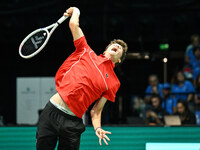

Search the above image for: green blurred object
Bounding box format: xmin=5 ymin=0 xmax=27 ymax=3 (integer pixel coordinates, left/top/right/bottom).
xmin=0 ymin=126 xmax=200 ymax=150
xmin=159 ymin=43 xmax=169 ymax=51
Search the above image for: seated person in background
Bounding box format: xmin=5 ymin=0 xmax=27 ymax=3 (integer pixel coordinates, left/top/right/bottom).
xmin=171 ymin=71 xmax=195 ymax=103
xmin=185 ymin=34 xmax=200 ymax=64
xmin=194 ymin=74 xmax=200 ymax=110
xmin=176 ymin=100 xmax=196 ymax=125
xmin=146 ymin=94 xmax=168 ymax=125
xmin=145 ymin=74 xmax=163 ymax=104
xmin=162 ymin=83 xmax=177 ymax=115
xmin=190 ymin=47 xmax=200 ymax=81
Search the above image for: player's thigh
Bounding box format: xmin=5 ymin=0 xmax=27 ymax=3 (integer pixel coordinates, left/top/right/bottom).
xmin=58 ymin=117 xmax=85 ymax=150
xmin=36 ymin=135 xmax=57 ymax=150
xmin=36 ymin=120 xmax=58 ymax=150
xmin=57 ymin=133 xmax=81 ymax=150
xmin=36 ymin=103 xmax=58 ymax=150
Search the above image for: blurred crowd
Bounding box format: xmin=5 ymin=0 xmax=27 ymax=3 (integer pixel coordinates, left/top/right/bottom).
xmin=131 ymin=34 xmax=200 ymax=126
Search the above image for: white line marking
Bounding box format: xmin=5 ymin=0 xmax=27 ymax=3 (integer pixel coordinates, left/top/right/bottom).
xmin=61 ymin=48 xmax=87 ymax=82
xmin=89 ymin=51 xmax=108 ymax=90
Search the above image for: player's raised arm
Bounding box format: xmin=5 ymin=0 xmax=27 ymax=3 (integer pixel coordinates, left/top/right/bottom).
xmin=64 ymin=7 xmax=84 ymax=41
xmin=90 ymin=97 xmax=111 ymax=146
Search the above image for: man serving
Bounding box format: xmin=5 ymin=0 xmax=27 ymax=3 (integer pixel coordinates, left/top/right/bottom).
xmin=36 ymin=7 xmax=128 ymax=150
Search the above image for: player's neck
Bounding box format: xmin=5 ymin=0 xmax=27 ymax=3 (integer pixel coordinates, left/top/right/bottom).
xmin=103 ymin=53 xmax=117 ymax=64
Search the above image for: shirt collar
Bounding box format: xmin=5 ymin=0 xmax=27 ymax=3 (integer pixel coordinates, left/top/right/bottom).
xmin=100 ymin=54 xmax=115 ymax=68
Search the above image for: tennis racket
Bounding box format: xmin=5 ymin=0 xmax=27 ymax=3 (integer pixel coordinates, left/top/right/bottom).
xmin=19 ymin=15 xmax=69 ymax=59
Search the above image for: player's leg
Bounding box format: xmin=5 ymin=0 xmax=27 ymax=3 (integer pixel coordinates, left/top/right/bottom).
xmin=36 ymin=102 xmax=59 ymax=150
xmin=36 ymin=132 xmax=57 ymax=150
xmin=57 ymin=113 xmax=85 ymax=150
xmin=58 ymin=133 xmax=81 ymax=150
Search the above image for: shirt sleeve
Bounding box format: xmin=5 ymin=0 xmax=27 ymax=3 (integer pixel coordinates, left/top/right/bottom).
xmin=145 ymin=86 xmax=151 ymax=97
xmin=193 ymin=67 xmax=200 ymax=80
xmin=186 ymin=48 xmax=192 ymax=56
xmin=73 ymin=36 xmax=89 ymax=52
xmin=102 ymin=84 xmax=120 ymax=102
xmin=173 ymin=98 xmax=177 ymax=107
xmin=162 ymin=102 xmax=165 ymax=108
xmin=187 ymin=81 xmax=195 ymax=93
xmin=171 ymin=85 xmax=176 ymax=92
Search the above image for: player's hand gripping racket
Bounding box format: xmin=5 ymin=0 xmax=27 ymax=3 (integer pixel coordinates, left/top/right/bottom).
xmin=19 ymin=16 xmax=69 ymax=59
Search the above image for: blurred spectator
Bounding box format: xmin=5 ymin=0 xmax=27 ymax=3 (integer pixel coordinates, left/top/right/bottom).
xmin=146 ymin=94 xmax=168 ymax=125
xmin=190 ymin=47 xmax=200 ymax=80
xmin=185 ymin=34 xmax=200 ymax=64
xmin=176 ymin=100 xmax=196 ymax=125
xmin=162 ymin=83 xmax=177 ymax=115
xmin=171 ymin=71 xmax=195 ymax=103
xmin=183 ymin=65 xmax=193 ymax=80
xmin=130 ymin=95 xmax=144 ymax=117
xmin=145 ymin=74 xmax=163 ymax=104
xmin=194 ymin=74 xmax=200 ymax=110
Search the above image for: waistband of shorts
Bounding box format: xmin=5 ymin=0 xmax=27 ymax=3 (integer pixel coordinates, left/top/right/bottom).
xmin=46 ymin=101 xmax=82 ymax=122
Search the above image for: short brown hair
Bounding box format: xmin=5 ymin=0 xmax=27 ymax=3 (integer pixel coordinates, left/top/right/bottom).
xmin=106 ymin=39 xmax=128 ymax=63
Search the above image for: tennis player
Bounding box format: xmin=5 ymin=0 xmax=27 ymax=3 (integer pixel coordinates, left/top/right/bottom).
xmin=36 ymin=7 xmax=128 ymax=150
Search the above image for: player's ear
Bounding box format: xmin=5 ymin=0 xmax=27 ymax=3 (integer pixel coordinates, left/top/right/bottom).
xmin=118 ymin=59 xmax=121 ymax=63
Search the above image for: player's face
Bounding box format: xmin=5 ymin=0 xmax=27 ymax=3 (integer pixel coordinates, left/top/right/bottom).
xmin=104 ymin=43 xmax=123 ymax=63
xmin=192 ymin=37 xmax=199 ymax=47
xmin=177 ymin=103 xmax=185 ymax=114
xmin=149 ymin=76 xmax=158 ymax=86
xmin=177 ymin=72 xmax=185 ymax=82
xmin=151 ymin=97 xmax=160 ymax=108
xmin=195 ymin=49 xmax=200 ymax=58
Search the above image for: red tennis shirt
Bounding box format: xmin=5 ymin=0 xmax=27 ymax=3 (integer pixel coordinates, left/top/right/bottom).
xmin=55 ymin=36 xmax=120 ymax=118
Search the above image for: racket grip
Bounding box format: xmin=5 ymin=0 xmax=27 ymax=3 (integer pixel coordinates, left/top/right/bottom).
xmin=57 ymin=16 xmax=68 ymax=24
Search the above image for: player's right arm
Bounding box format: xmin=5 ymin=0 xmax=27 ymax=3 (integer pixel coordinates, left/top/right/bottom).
xmin=64 ymin=7 xmax=84 ymax=41
xmin=91 ymin=97 xmax=111 ymax=146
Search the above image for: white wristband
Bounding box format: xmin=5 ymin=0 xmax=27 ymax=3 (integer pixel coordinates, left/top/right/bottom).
xmin=73 ymin=8 xmax=80 ymax=16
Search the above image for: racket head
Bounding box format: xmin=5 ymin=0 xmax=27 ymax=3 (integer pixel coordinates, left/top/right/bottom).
xmin=19 ymin=28 xmax=50 ymax=59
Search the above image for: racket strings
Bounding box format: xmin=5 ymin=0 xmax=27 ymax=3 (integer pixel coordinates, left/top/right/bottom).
xmin=21 ymin=31 xmax=48 ymax=56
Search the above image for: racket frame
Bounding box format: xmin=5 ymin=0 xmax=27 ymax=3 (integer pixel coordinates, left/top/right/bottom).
xmin=19 ymin=16 xmax=68 ymax=59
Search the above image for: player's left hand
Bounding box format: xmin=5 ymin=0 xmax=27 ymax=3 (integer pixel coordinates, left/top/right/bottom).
xmin=64 ymin=7 xmax=76 ymax=17
xmin=95 ymin=128 xmax=111 ymax=146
